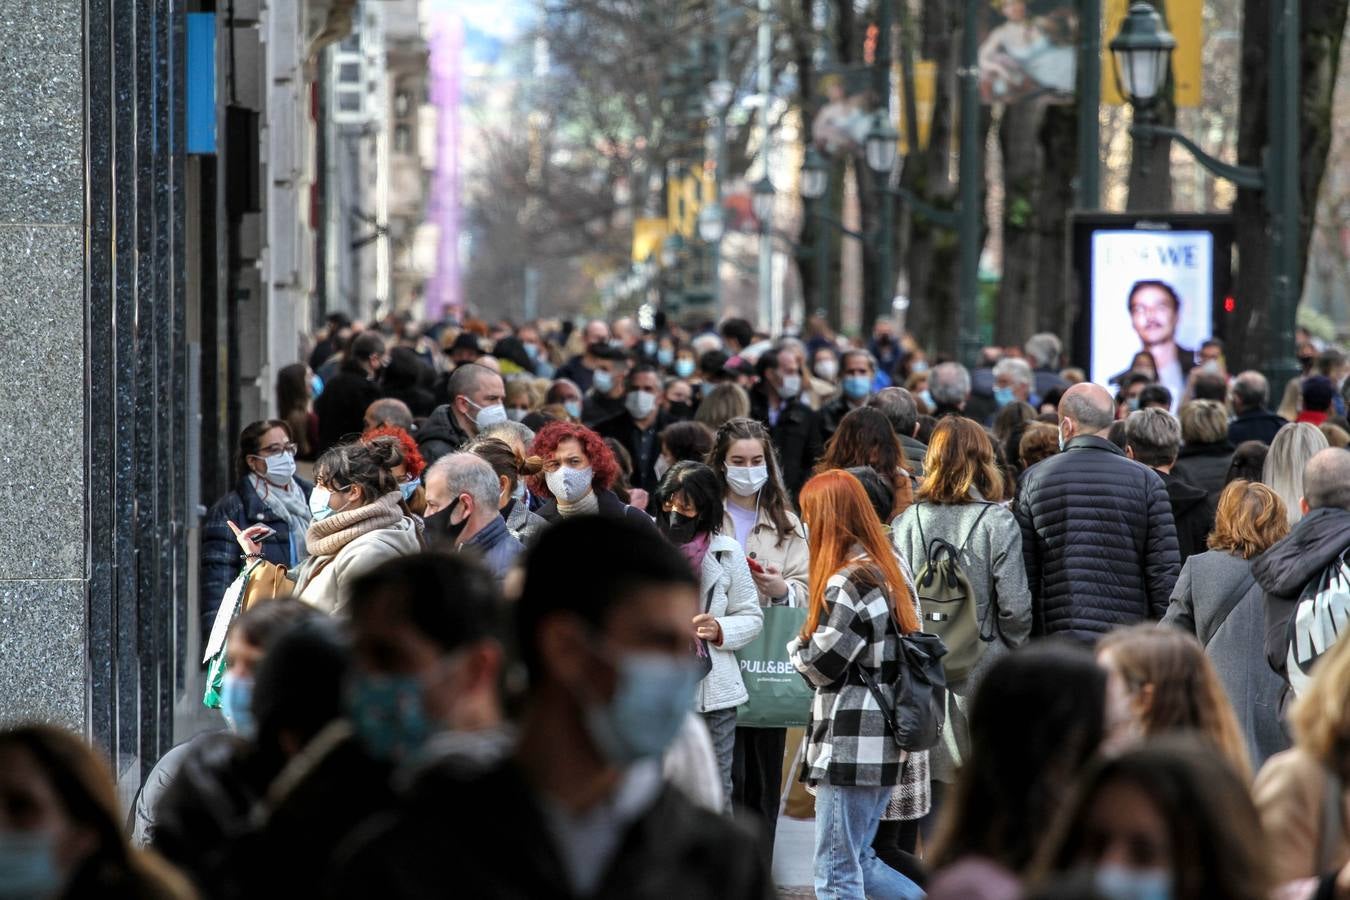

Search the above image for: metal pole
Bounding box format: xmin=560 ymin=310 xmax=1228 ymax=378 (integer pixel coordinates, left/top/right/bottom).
xmin=815 ymin=200 xmax=830 ymax=320
xmin=712 ymin=0 xmax=728 ymax=315
xmin=1077 ymin=0 xmax=1101 ymax=209
xmin=757 ymin=0 xmax=774 ymax=333
xmin=1266 ymin=0 xmax=1300 ymax=390
xmin=957 ymin=0 xmax=982 ymax=366
xmin=874 ymin=0 xmax=894 ymax=334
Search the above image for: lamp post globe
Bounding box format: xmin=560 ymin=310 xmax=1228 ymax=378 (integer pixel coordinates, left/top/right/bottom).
xmin=801 ymin=147 xmax=829 ymax=201
xmin=752 ymin=176 xmax=775 ymax=225
xmin=1109 ymin=2 xmax=1177 ymax=108
xmin=864 ymin=112 xmax=900 ymax=175
xmin=697 ymin=204 xmax=725 ymax=243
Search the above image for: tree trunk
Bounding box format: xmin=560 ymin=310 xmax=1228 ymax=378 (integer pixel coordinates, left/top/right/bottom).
xmin=1230 ymin=0 xmax=1349 ymax=370
xmin=1035 ymin=102 xmax=1078 ymax=338
xmin=994 ymin=99 xmax=1048 ymax=347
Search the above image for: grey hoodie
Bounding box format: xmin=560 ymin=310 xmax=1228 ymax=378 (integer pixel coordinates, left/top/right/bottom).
xmin=1251 ymin=506 xmax=1350 ymax=678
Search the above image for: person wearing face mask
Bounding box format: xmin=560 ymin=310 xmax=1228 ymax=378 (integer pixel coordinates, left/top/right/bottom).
xmin=656 ymin=337 xmax=678 ymax=372
xmin=315 ymin=331 xmax=387 ymax=454
xmin=232 ymin=442 xmax=421 ymax=616
xmin=581 ymin=344 xmax=632 ymax=427
xmin=544 ymin=377 xmax=586 ymax=421
xmin=597 ymin=366 xmax=673 ymax=494
xmin=503 ymin=378 xmax=541 ymax=423
xmin=989 ymin=357 xmax=1035 ymax=424
xmin=527 ymin=421 xmax=656 ymax=530
xmin=663 ymin=378 xmax=696 ymax=421
xmin=654 ymin=420 xmax=716 ymax=484
xmin=653 ymin=462 xmax=763 ymax=815
xmin=812 ymin=347 xmax=840 ymax=385
xmin=417 ymin=363 xmax=508 ymax=466
xmin=0 ymin=726 xmax=196 ymax=900
xmin=673 ymin=349 xmax=699 ymax=382
xmin=201 ymin=420 xmax=313 ymax=645
xmin=1014 ymin=383 xmax=1180 ymax=642
xmin=462 ymin=435 xmax=549 ymax=542
xmin=361 ymin=426 xmax=428 ymax=517
xmin=422 ymin=453 xmax=524 ymax=581
xmin=329 ymin=517 xmax=771 ymax=899
xmin=1030 ymin=739 xmax=1271 ymax=900
xmin=816 ymin=350 xmax=879 ymax=447
xmin=709 ymin=418 xmax=809 ymax=852
xmin=748 ymin=344 xmax=824 ymax=500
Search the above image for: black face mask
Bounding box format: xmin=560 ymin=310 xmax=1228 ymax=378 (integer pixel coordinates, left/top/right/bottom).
xmin=424 ymin=498 xmax=467 ymax=545
xmin=666 ymin=401 xmax=695 ymax=421
xmin=663 ymin=510 xmax=701 ymax=545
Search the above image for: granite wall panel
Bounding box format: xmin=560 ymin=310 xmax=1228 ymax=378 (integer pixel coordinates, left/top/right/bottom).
xmin=0 ymin=580 xmax=85 ymax=729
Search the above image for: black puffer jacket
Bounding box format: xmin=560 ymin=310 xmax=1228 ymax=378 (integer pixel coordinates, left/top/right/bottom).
xmin=1252 ymin=507 xmax=1350 ymax=680
xmin=1171 ymin=441 xmax=1234 ymax=505
xmin=1015 ymin=435 xmax=1180 ymax=642
xmin=1159 ymin=469 xmax=1216 ymax=565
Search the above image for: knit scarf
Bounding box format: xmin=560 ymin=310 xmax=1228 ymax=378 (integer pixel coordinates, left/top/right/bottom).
xmin=680 ymin=531 xmax=712 ymax=576
xmin=556 ymin=490 xmax=600 ymax=517
xmin=251 ymin=475 xmax=312 ymax=564
xmin=305 ymin=491 xmax=405 ymax=557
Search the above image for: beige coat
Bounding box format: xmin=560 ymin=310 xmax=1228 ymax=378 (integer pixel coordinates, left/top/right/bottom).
xmin=292 ymin=492 xmax=422 ymax=614
xmin=1253 ymin=746 xmax=1350 ymax=884
xmin=722 ymin=504 xmax=809 ymax=608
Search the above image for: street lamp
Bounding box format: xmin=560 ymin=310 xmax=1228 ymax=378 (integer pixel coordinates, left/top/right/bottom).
xmin=801 ymin=148 xmax=829 ymax=201
xmin=707 ymin=79 xmax=735 ymax=111
xmin=864 ymin=112 xmax=900 ymax=175
xmin=751 ymin=176 xmax=775 ymax=225
xmin=1109 ymin=3 xmax=1176 ymax=109
xmin=661 ymin=233 xmax=685 ymax=269
xmin=697 ymin=204 xmax=725 ymax=243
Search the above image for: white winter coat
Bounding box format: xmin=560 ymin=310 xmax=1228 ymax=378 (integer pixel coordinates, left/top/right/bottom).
xmin=695 ymin=535 xmax=764 ymax=713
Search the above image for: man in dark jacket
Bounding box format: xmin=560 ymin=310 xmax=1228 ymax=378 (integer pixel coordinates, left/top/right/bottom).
xmin=1124 ymin=408 xmax=1215 ymax=565
xmin=868 ymin=387 xmax=926 ymax=476
xmin=1253 ymin=448 xmax=1350 ymax=684
xmin=928 ymin=361 xmax=975 ymax=420
xmin=417 ymin=363 xmax=506 ymax=465
xmin=424 ymin=453 xmax=524 ymax=581
xmin=329 ymin=517 xmax=772 ymax=900
xmin=309 ymin=312 xmax=352 ymax=372
xmin=597 ymin=365 xmax=672 ymax=493
xmin=1015 ymin=383 xmax=1180 ymax=642
xmin=1227 ymin=370 xmax=1287 ymax=446
xmin=816 ymin=349 xmax=876 ymax=447
xmin=749 ymin=344 xmax=823 ymax=498
xmin=581 ymin=344 xmax=631 ymax=426
xmin=555 ymin=320 xmax=612 ymax=391
xmin=315 ymin=332 xmax=386 ymax=453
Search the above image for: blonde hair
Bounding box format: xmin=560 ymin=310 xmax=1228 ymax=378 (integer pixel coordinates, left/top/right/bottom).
xmin=1290 ymin=631 xmax=1350 ymax=768
xmin=1179 ymin=399 xmax=1229 ymax=445
xmin=1263 ymin=423 xmax=1329 ymax=525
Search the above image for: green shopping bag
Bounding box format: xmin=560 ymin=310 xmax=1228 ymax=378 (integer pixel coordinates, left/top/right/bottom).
xmin=736 ymin=606 xmax=814 ymax=728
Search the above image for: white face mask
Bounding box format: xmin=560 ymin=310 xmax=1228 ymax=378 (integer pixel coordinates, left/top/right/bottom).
xmin=654 ymin=454 xmax=672 ymax=483
xmin=778 ymin=374 xmax=802 ymax=399
xmin=260 ymin=451 xmax=296 ymax=487
xmin=815 ymin=359 xmax=838 ymax=381
xmin=625 ymin=390 xmax=657 ymax=420
xmin=467 ymin=398 xmax=508 ymax=430
xmin=506 ymin=408 xmax=529 ymax=422
xmin=592 ymin=369 xmax=615 ymax=393
xmin=1058 ymin=420 xmax=1070 ymax=452
xmin=309 ymin=485 xmax=349 ymax=521
xmin=725 ymin=465 xmax=769 ymax=497
xmin=546 ymin=465 xmax=594 ymax=504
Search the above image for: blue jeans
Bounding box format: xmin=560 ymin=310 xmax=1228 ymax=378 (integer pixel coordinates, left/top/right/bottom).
xmin=813 ymin=783 xmax=926 ymax=900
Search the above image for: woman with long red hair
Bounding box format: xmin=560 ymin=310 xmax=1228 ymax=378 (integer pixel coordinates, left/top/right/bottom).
xmin=788 ymin=469 xmax=924 ymax=900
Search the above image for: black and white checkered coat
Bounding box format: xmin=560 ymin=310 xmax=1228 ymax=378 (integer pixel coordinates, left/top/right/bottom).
xmin=787 ymin=557 xmax=911 ymax=787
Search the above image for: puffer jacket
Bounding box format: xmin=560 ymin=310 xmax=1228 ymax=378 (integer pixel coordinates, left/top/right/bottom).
xmin=696 ymin=536 xmax=764 ymax=713
xmin=1252 ymin=507 xmax=1350 ymax=681
xmin=1014 ymin=435 xmax=1180 ymax=642
xmin=721 ymin=505 xmax=809 ymax=607
xmin=1159 ymin=470 xmax=1215 ymax=565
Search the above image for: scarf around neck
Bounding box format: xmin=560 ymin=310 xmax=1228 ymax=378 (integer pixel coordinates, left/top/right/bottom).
xmin=251 ymin=475 xmax=312 ymax=562
xmin=305 ymin=491 xmax=405 ymax=557
xmin=556 ymin=490 xmax=600 ymax=517
xmin=680 ymin=531 xmax=712 ymax=576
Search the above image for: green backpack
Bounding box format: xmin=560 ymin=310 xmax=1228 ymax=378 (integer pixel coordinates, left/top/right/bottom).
xmin=913 ymin=503 xmax=1001 ymax=682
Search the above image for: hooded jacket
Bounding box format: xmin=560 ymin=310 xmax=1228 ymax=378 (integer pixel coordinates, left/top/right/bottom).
xmin=1014 ymin=435 xmax=1180 ymax=642
xmin=1159 ymin=469 xmax=1216 ymax=565
xmin=415 ymin=404 xmax=472 ymax=466
xmin=1171 ymin=441 xmax=1234 ymax=504
xmin=1252 ymin=507 xmax=1350 ymax=679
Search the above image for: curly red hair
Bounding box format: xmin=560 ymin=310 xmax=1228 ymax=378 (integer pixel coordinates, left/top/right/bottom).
xmin=528 ymin=421 xmax=619 ymax=498
xmin=361 ymin=425 xmax=426 ymax=479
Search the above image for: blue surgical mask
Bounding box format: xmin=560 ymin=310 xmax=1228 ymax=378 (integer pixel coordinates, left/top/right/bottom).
xmin=347 ymin=671 xmax=433 ymax=763
xmin=657 ymin=348 xmax=675 ymax=368
xmin=1128 ymin=396 xmax=1141 ymax=412
xmin=583 ymin=652 xmax=701 ymax=764
xmin=643 ymin=339 xmax=657 ymax=357
xmin=309 ymin=485 xmax=337 ymax=521
xmin=919 ymin=389 xmax=935 ymax=409
xmin=592 ymin=369 xmax=615 ymax=393
xmin=400 ymin=478 xmax=421 ymax=501
xmin=310 ymin=374 xmax=325 ymax=399
xmin=261 ymin=450 xmax=297 ymax=487
xmin=524 ymin=342 xmax=540 ymax=361
xmin=512 ymin=479 xmax=528 ymax=504
xmin=563 ymin=399 xmax=583 ymax=420
xmin=0 ymin=831 xmax=61 ymax=898
xmin=674 ymin=359 xmax=696 ymax=379
xmin=506 ymin=408 xmax=529 ymax=423
xmin=1094 ymin=865 xmax=1172 ymax=900
xmin=993 ymin=385 xmax=1016 ymax=407
xmin=220 ymin=672 xmax=256 ymax=739
xmin=842 ymin=375 xmax=871 ymax=400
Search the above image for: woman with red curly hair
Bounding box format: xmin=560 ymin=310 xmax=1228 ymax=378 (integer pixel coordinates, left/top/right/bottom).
xmin=361 ymin=425 xmax=427 ymax=516
xmin=528 ymin=421 xmax=656 ymax=530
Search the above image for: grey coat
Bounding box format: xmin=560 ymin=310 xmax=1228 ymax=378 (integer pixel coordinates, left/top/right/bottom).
xmin=892 ymin=499 xmax=1034 ymax=783
xmin=1163 ymin=550 xmax=1290 ymax=770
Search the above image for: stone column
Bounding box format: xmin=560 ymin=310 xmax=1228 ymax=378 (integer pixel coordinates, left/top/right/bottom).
xmin=0 ymin=0 xmax=87 ymax=729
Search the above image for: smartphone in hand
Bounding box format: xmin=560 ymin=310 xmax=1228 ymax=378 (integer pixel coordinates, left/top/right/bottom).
xmin=746 ymin=557 xmax=765 ymax=574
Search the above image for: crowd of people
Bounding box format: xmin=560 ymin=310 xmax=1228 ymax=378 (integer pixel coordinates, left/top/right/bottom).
xmin=5 ymin=310 xmax=1350 ymax=900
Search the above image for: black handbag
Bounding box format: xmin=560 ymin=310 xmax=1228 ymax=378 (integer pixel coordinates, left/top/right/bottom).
xmin=854 ymin=597 xmax=949 ymax=752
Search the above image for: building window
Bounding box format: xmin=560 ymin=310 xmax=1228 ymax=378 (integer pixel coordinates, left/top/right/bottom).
xmin=395 ymin=91 xmax=410 ymax=116
xmin=394 ymin=125 xmax=411 ymax=153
